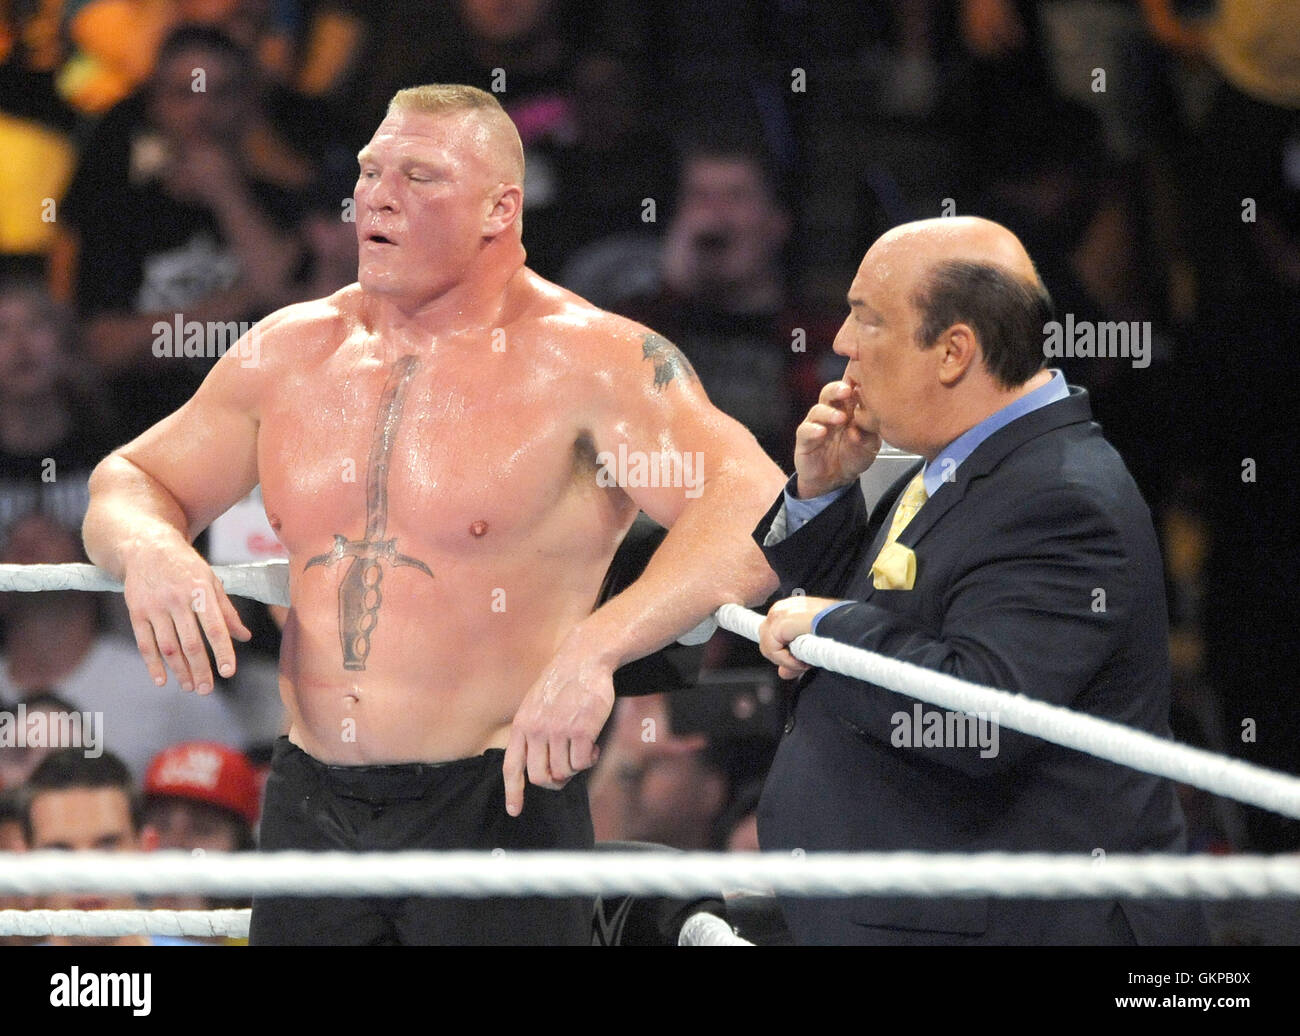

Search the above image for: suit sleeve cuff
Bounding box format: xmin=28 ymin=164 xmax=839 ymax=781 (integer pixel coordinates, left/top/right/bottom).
xmin=811 ymin=600 xmax=855 ymax=634
xmin=783 ymin=479 xmax=852 ymax=532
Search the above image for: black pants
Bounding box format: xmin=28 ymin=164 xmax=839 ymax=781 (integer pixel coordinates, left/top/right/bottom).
xmin=249 ymin=737 xmax=594 ymax=946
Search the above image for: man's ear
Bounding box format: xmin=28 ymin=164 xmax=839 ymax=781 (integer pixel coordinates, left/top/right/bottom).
xmin=138 ymin=824 xmax=160 ymax=852
xmin=484 ymin=184 xmax=523 ymax=237
xmin=937 ymin=323 xmax=979 ymax=385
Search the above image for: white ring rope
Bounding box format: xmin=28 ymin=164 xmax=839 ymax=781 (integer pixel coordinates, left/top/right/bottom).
xmin=714 ymin=604 xmax=1300 ymax=820
xmin=0 ymin=909 xmax=251 ymax=939
xmin=3 ymin=563 xmax=1292 ymax=939
xmin=678 ymin=912 xmax=754 ymax=947
xmin=0 ymin=906 xmax=745 ymax=941
xmin=2 ymin=561 xmax=1298 ymax=818
xmin=0 ymin=560 xmax=291 ymax=607
xmin=0 ymin=850 xmax=1298 ymax=900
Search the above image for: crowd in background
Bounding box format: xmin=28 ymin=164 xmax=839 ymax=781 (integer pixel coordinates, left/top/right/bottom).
xmin=0 ymin=0 xmax=1296 ymax=944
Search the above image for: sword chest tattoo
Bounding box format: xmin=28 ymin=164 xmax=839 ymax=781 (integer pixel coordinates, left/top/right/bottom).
xmin=304 ymin=354 xmax=433 ymax=670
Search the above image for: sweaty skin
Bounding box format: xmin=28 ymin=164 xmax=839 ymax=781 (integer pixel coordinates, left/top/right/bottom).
xmin=85 ymin=104 xmax=783 ymax=801
xmin=259 ymin=280 xmax=716 ymax=762
xmin=88 ymin=273 xmax=778 ymax=766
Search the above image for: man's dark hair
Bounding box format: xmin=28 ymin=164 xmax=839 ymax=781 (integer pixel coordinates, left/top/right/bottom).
xmin=0 ymin=276 xmax=75 ymax=354
xmin=678 ymin=139 xmax=791 ymax=213
xmin=911 ymin=260 xmax=1054 ymax=389
xmin=0 ymin=787 xmax=24 ymax=829
xmin=143 ymin=797 xmax=257 ymax=852
xmin=21 ymin=749 xmax=142 ymax=843
xmin=155 ymin=24 xmax=254 ymax=78
xmin=17 ymin=689 xmax=80 ymax=714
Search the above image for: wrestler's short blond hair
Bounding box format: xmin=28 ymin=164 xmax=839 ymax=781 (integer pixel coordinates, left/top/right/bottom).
xmin=387 ymin=84 xmax=525 ymax=185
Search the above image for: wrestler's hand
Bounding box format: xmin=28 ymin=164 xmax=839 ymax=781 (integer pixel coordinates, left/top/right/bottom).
xmin=759 ymin=595 xmax=841 ymax=680
xmin=121 ymin=532 xmax=252 ymax=693
xmin=794 ymin=380 xmax=881 ymax=499
xmin=503 ymin=640 xmax=615 ymax=817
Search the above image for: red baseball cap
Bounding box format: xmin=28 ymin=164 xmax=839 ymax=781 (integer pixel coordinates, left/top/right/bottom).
xmin=144 ymin=742 xmax=260 ymax=827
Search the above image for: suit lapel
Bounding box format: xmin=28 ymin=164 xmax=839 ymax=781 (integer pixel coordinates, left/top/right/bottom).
xmin=898 ymin=387 xmax=1095 ymax=553
xmin=798 ymin=389 xmax=1095 ymax=698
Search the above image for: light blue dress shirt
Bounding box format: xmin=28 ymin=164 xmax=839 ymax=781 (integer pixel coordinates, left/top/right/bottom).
xmin=779 ymin=370 xmax=1069 ymax=632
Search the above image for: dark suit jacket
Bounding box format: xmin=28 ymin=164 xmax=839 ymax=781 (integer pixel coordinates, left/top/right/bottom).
xmin=754 ymin=387 xmax=1208 ymax=945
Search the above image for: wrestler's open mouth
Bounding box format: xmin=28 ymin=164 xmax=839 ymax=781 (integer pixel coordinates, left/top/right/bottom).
xmin=366 ymin=234 xmax=396 ymax=245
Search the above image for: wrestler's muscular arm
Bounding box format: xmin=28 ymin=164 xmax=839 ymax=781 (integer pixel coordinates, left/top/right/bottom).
xmin=504 ymin=323 xmax=786 ymax=815
xmin=82 ymin=312 xmax=282 ymax=692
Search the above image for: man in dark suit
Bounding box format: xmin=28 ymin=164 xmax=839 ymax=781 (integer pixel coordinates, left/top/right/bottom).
xmin=754 ymin=216 xmax=1207 ymax=945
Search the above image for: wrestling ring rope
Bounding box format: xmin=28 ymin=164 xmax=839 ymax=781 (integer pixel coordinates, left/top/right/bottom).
xmin=0 ymin=904 xmax=753 ymax=943
xmin=2 ymin=560 xmax=1298 ymax=943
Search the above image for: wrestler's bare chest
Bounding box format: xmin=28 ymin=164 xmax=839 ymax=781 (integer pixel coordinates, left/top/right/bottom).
xmin=255 ymin=327 xmax=610 ymax=565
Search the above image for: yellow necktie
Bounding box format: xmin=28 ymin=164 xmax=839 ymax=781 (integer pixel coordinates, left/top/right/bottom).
xmin=871 ymin=472 xmax=928 ymax=589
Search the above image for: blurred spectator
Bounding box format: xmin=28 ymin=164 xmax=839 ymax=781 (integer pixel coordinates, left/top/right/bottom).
xmin=0 ymin=787 xmax=22 ymax=848
xmin=943 ymin=0 xmax=1058 ymax=131
xmin=616 ymin=143 xmax=837 ymax=467
xmin=0 ymin=1 xmax=77 ymax=268
xmin=52 ymin=24 xmax=308 ymax=433
xmin=0 ymin=786 xmax=38 ymax=946
xmin=305 ymin=1 xmax=571 ymax=149
xmin=542 ymin=50 xmax=675 ymax=292
xmin=590 ymin=694 xmax=721 ymax=850
xmin=0 ymin=277 xmax=119 ymax=532
xmin=0 ymin=689 xmax=86 ymax=791
xmin=59 ymin=0 xmax=296 ymax=114
xmin=1145 ymin=0 xmax=1300 ymax=308
xmin=143 ymin=740 xmax=258 ymax=914
xmin=960 ymin=94 xmax=1176 ymax=506
xmin=289 ymin=157 xmax=360 ymax=302
xmin=294 ymin=203 xmax=356 ymax=299
xmin=635 ymin=0 xmax=855 ymax=170
xmin=310 ymin=1 xmax=647 ymax=277
xmin=20 ymin=747 xmax=165 ymax=945
xmin=670 ymin=673 xmax=783 ymax=841
xmin=550 ymin=50 xmax=682 ymax=309
xmin=589 ymin=678 xmax=780 ymax=851
xmin=0 ymin=511 xmax=275 ymax=777
xmin=144 ymin=740 xmax=258 ymax=849
xmin=607 ymin=142 xmax=842 ymax=673
xmin=425 ymin=0 xmax=606 ymax=279
xmin=1145 ymin=0 xmax=1300 ymax=852
xmin=0 ymin=2 xmax=76 ymax=128
xmin=292 ymin=1 xmax=364 ymax=100
xmin=1142 ymin=0 xmax=1300 ymax=106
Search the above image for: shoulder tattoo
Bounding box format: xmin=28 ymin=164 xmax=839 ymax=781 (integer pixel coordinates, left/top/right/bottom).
xmin=641 ymin=333 xmax=697 ymax=391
